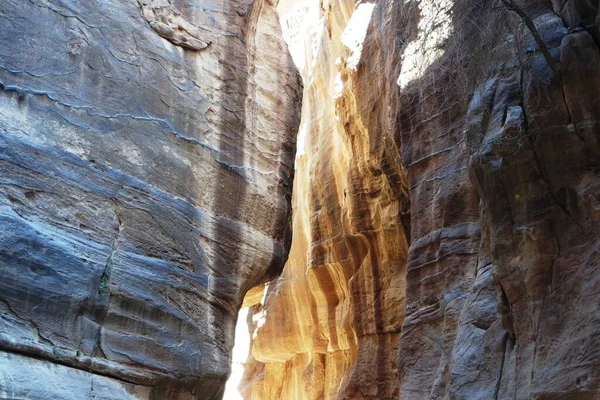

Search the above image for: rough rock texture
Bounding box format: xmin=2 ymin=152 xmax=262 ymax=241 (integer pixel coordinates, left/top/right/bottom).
xmin=398 ymin=1 xmax=600 ymax=398
xmin=242 ymin=1 xmax=408 ymax=398
xmin=0 ymin=0 xmax=301 ymax=398
xmin=244 ymin=0 xmax=600 ymax=399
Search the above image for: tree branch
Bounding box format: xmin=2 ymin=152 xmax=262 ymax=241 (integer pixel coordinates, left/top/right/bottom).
xmin=501 ymin=0 xmax=560 ymax=75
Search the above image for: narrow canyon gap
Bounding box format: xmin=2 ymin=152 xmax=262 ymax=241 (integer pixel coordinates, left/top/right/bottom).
xmin=241 ymin=0 xmax=600 ymax=399
xmin=1 ymin=0 xmax=600 ymax=400
xmin=240 ymin=1 xmax=409 ymax=398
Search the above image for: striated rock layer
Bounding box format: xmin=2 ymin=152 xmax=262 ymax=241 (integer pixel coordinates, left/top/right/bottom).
xmin=242 ymin=1 xmax=409 ymax=398
xmin=398 ymin=0 xmax=600 ymax=398
xmin=0 ymin=0 xmax=301 ymax=398
xmin=244 ymin=0 xmax=600 ymax=399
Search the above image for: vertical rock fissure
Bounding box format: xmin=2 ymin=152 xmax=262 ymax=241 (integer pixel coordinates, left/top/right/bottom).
xmin=245 ymin=0 xmax=600 ymax=399
xmin=242 ymin=1 xmax=410 ymax=398
xmin=3 ymin=0 xmax=600 ymax=398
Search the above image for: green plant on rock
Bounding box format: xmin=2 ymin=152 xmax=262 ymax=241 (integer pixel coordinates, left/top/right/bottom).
xmin=98 ymin=266 xmax=111 ymax=294
xmin=52 ymin=347 xmax=63 ymax=359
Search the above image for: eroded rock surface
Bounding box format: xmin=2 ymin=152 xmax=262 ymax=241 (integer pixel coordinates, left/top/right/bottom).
xmin=0 ymin=0 xmax=301 ymax=398
xmin=2 ymin=0 xmax=599 ymax=398
xmin=244 ymin=0 xmax=600 ymax=399
xmin=398 ymin=1 xmax=600 ymax=398
xmin=242 ymin=1 xmax=408 ymax=398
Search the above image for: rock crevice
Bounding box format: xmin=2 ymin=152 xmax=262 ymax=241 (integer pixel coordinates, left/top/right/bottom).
xmin=242 ymin=0 xmax=600 ymax=399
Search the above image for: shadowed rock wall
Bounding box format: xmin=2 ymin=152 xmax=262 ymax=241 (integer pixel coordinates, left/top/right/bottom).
xmin=244 ymin=0 xmax=600 ymax=399
xmin=398 ymin=0 xmax=600 ymax=398
xmin=2 ymin=0 xmax=599 ymax=398
xmin=0 ymin=0 xmax=301 ymax=398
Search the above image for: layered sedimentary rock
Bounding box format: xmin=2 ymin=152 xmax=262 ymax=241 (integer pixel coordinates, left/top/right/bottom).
xmin=244 ymin=0 xmax=600 ymax=399
xmin=0 ymin=0 xmax=301 ymax=398
xmin=2 ymin=0 xmax=599 ymax=398
xmin=398 ymin=1 xmax=600 ymax=398
xmin=242 ymin=1 xmax=409 ymax=398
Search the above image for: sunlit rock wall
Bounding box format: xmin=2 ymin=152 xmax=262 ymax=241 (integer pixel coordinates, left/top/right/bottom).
xmin=242 ymin=1 xmax=409 ymax=398
xmin=0 ymin=0 xmax=301 ymax=398
xmin=245 ymin=0 xmax=600 ymax=399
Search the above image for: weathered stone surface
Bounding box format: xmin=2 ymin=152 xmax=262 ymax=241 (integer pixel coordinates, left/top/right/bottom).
xmin=243 ymin=0 xmax=600 ymax=399
xmin=138 ymin=0 xmax=211 ymax=50
xmin=0 ymin=0 xmax=301 ymax=398
xmin=0 ymin=352 xmax=151 ymax=400
xmin=241 ymin=1 xmax=408 ymax=398
xmin=2 ymin=0 xmax=600 ymax=398
xmin=398 ymin=1 xmax=600 ymax=398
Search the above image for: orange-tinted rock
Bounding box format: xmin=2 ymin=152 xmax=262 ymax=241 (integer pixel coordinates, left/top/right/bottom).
xmin=245 ymin=0 xmax=600 ymax=399
xmin=242 ymin=1 xmax=409 ymax=398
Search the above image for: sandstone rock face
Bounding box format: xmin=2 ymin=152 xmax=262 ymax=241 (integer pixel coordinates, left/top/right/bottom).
xmin=242 ymin=1 xmax=409 ymax=398
xmin=399 ymin=1 xmax=600 ymax=398
xmin=244 ymin=0 xmax=600 ymax=399
xmin=0 ymin=0 xmax=301 ymax=398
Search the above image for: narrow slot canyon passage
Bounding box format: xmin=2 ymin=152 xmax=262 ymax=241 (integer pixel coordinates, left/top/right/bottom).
xmin=230 ymin=1 xmax=411 ymax=399
xmin=228 ymin=0 xmax=600 ymax=399
xmin=0 ymin=0 xmax=600 ymax=399
xmin=220 ymin=0 xmax=411 ymax=398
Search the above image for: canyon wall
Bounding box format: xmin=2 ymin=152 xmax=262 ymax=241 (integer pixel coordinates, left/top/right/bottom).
xmin=0 ymin=0 xmax=301 ymax=399
xmin=244 ymin=0 xmax=600 ymax=399
xmin=1 ymin=0 xmax=599 ymax=399
xmin=242 ymin=1 xmax=408 ymax=398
